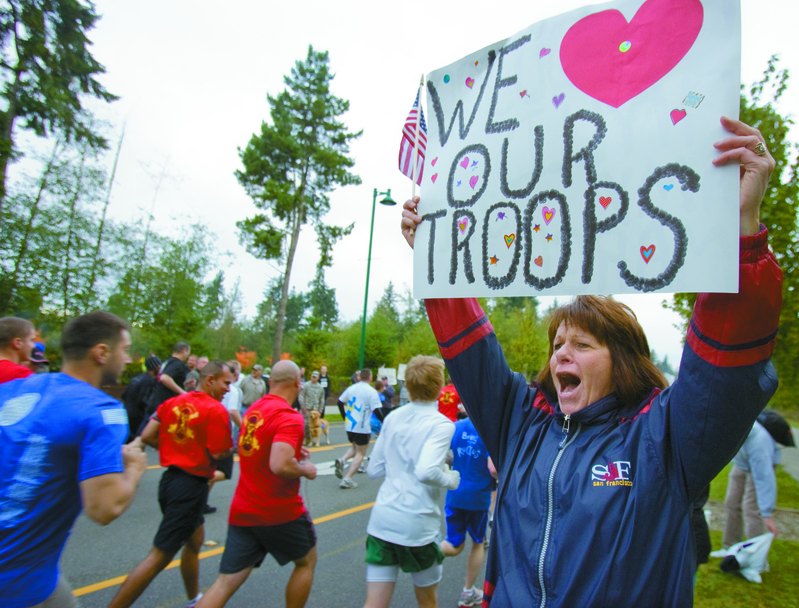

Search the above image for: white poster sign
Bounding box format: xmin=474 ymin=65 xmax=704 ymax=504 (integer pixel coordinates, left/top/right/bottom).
xmin=414 ymin=0 xmax=741 ymax=298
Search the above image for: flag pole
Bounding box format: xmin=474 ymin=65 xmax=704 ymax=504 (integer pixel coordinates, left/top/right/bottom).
xmin=410 ymin=74 xmax=424 ymax=235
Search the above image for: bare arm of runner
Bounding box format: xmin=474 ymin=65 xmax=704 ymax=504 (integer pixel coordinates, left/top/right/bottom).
xmin=80 ymin=437 xmax=147 ymax=525
xmin=141 ymin=417 xmax=160 ymax=448
xmin=270 ymin=441 xmax=317 ymax=480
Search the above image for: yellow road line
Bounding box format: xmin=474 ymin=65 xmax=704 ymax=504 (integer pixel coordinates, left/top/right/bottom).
xmin=72 ymin=502 xmax=374 ymax=597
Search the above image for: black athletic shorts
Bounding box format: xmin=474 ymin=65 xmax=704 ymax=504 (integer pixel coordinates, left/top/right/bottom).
xmin=219 ymin=512 xmax=317 ymax=573
xmin=153 ymin=466 xmax=209 ymax=553
xmin=347 ymin=431 xmax=371 ymax=446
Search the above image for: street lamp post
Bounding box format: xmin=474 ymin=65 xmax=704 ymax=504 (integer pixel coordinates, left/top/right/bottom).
xmin=359 ymin=188 xmax=397 ymax=371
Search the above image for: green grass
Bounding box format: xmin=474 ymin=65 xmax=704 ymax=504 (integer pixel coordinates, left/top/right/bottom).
xmin=324 ymin=413 xmax=343 ymax=423
xmin=695 ymin=531 xmax=799 ymax=608
xmin=709 ymin=462 xmax=799 ymax=510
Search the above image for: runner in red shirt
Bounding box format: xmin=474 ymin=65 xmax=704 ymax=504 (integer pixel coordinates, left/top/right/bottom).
xmin=438 ymin=382 xmax=461 ymax=422
xmin=108 ymin=361 xmax=234 ymax=608
xmin=196 ymin=360 xmax=318 ymax=608
xmin=0 ymin=317 xmax=36 ymax=383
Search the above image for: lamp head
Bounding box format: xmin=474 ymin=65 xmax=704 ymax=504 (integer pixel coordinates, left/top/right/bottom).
xmin=379 ymin=189 xmax=397 ymax=206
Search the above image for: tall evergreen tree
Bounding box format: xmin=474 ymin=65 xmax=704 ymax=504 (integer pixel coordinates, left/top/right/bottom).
xmin=235 ymin=45 xmax=361 ymax=365
xmin=0 ymin=0 xmax=117 ymax=216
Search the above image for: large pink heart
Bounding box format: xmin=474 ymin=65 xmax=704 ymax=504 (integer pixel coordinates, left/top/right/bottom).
xmin=560 ymin=0 xmax=703 ymax=108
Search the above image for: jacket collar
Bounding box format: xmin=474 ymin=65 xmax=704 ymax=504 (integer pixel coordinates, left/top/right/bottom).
xmin=532 ymin=383 xmax=622 ymax=427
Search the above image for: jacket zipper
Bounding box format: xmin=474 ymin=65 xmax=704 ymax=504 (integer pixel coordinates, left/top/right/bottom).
xmin=538 ymin=416 xmax=580 ymax=608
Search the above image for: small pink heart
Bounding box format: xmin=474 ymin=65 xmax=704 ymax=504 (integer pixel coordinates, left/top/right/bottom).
xmin=599 ymin=196 xmax=612 ymax=209
xmin=540 ymin=48 xmax=551 ymax=59
xmin=552 ymin=93 xmax=565 ymax=109
xmin=460 ymin=157 xmax=470 ymax=169
xmin=466 ymin=77 xmax=475 ymax=89
xmin=542 ymin=206 xmax=556 ymax=225
xmin=469 ymin=175 xmax=479 ymax=190
xmin=431 ymin=157 xmax=438 ymax=167
xmin=670 ymin=109 xmax=687 ymax=125
xmin=640 ymin=245 xmax=656 ymax=263
xmin=458 ymin=218 xmax=469 ymax=233
xmin=431 ymin=173 xmax=438 ymax=184
xmin=534 ymin=256 xmax=544 ymax=267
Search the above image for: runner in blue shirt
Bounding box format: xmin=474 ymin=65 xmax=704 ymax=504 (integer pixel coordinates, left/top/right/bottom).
xmin=441 ymin=414 xmax=496 ymax=608
xmin=0 ymin=311 xmax=147 ymax=608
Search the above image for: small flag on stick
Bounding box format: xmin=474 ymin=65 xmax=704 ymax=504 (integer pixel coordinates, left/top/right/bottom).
xmin=398 ymin=91 xmax=427 ymax=186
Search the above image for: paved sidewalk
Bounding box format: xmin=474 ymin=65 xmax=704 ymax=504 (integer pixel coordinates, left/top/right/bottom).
xmin=781 ymin=428 xmax=799 ymax=484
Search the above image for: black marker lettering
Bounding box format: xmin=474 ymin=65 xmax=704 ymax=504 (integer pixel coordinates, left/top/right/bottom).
xmin=447 ymin=144 xmax=491 ymax=209
xmin=450 ymin=210 xmax=477 ymax=285
xmin=582 ymin=181 xmax=629 ymax=284
xmin=500 ymin=125 xmax=544 ymax=199
xmin=523 ymin=190 xmax=572 ymax=290
xmin=427 ymin=50 xmax=497 ymax=148
xmin=482 ymin=202 xmax=522 ymax=290
xmin=562 ymin=110 xmax=607 ymax=188
xmin=617 ymin=164 xmax=699 ymax=292
xmin=422 ymin=209 xmax=447 ymax=285
xmin=485 ymin=35 xmax=531 ymax=135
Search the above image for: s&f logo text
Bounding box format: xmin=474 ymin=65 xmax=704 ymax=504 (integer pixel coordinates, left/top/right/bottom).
xmin=592 ymin=461 xmax=633 ymax=487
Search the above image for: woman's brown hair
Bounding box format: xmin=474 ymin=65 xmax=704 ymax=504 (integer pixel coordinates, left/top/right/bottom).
xmin=535 ymin=296 xmax=668 ymax=409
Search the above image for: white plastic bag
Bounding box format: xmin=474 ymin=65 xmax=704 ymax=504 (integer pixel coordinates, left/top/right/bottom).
xmin=712 ymin=533 xmax=774 ymax=583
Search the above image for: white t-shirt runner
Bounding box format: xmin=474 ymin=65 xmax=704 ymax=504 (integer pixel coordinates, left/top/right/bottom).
xmin=339 ymin=381 xmax=382 ymax=434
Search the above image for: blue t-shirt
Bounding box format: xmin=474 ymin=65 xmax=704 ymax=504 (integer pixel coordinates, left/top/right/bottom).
xmin=446 ymin=418 xmax=494 ymax=511
xmin=0 ymin=374 xmax=127 ymax=607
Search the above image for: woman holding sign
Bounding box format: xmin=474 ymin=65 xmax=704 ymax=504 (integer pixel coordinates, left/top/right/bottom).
xmin=400 ymin=117 xmax=780 ymax=607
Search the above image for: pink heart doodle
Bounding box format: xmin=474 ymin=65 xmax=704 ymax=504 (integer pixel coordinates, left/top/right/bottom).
xmin=540 ymin=48 xmax=551 ymax=58
xmin=534 ymin=256 xmax=544 ymax=267
xmin=460 ymin=157 xmax=469 ymax=169
xmin=469 ymin=176 xmax=479 ymax=190
xmin=560 ymin=0 xmax=704 ymax=108
xmin=458 ymin=218 xmax=469 ymax=233
xmin=465 ymin=77 xmax=475 ymax=89
xmin=640 ymin=245 xmax=656 ymax=263
xmin=599 ymin=196 xmax=612 ymax=209
xmin=552 ymin=93 xmax=565 ymax=109
xmin=670 ymin=109 xmax=687 ymax=125
xmin=542 ymin=206 xmax=556 ymax=225
xmin=431 ymin=173 xmax=438 ymax=184
xmin=431 ymin=157 xmax=438 ymax=167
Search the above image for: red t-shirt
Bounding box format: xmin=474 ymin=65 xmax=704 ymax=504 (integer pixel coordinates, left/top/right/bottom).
xmin=438 ymin=385 xmax=460 ymax=422
xmin=155 ymin=391 xmax=232 ymax=478
xmin=0 ymin=360 xmax=33 ymax=384
xmin=230 ymin=394 xmax=306 ymax=526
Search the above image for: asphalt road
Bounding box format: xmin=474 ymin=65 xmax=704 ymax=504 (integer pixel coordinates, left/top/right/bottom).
xmin=62 ymin=422 xmax=486 ymax=608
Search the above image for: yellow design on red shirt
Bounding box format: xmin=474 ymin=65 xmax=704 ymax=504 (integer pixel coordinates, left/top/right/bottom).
xmin=167 ymin=403 xmax=199 ymax=444
xmin=239 ymin=409 xmax=265 ymax=457
xmin=439 ymin=391 xmax=455 ymax=405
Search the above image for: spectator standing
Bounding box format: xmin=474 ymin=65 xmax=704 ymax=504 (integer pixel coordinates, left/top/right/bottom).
xmin=240 ymin=365 xmax=266 ymax=411
xmin=440 ymin=415 xmax=496 ymax=607
xmin=381 ymin=376 xmax=396 ymax=409
xmin=0 ymin=311 xmax=147 ymax=608
xmin=108 ymin=361 xmax=234 ymax=608
xmin=299 ymin=371 xmax=326 ymax=444
xmin=336 ymin=369 xmax=381 ymax=489
xmin=195 ymin=360 xmax=317 ymax=608
xmin=122 ymin=356 xmax=162 ymax=442
xmin=146 ymin=342 xmax=191 ymax=420
xmin=363 ymin=355 xmax=458 ymax=608
xmin=721 ymin=421 xmax=781 ymax=548
xmin=183 ymin=355 xmax=198 ymax=390
xmin=318 ymin=365 xmax=332 ymax=415
xmin=0 ymin=317 xmax=35 ymax=383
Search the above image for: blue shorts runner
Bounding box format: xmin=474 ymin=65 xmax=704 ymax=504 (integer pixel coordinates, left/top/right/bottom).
xmin=445 ymin=506 xmax=489 ymax=546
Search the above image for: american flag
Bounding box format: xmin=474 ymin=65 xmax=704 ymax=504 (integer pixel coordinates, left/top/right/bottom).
xmin=398 ymin=91 xmax=427 ymax=185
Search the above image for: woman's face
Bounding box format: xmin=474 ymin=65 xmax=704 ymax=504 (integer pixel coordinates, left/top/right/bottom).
xmin=550 ymin=322 xmax=615 ymax=415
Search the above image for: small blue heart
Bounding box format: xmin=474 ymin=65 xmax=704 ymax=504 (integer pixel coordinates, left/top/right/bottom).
xmin=664 ymin=184 xmax=674 ymax=191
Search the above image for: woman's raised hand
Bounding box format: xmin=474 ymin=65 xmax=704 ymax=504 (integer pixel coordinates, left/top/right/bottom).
xmin=712 ymin=117 xmax=776 ymax=236
xmin=401 ymin=196 xmax=422 ymax=249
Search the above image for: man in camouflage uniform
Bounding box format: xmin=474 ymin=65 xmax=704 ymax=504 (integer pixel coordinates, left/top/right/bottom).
xmin=299 ymin=370 xmax=326 ymax=444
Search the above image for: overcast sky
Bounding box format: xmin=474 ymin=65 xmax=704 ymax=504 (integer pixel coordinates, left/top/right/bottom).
xmin=24 ymin=0 xmax=798 ymax=368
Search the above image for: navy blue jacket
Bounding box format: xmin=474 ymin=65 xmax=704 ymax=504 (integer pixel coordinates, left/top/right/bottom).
xmin=426 ymin=227 xmax=781 ymax=607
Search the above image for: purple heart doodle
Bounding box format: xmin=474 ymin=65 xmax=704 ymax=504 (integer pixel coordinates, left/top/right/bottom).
xmin=542 ymin=206 xmax=556 ymax=225
xmin=460 ymin=157 xmax=470 ymax=169
xmin=552 ymin=93 xmax=565 ymax=109
xmin=469 ymin=176 xmax=479 ymax=190
xmin=540 ymin=48 xmax=551 ymax=59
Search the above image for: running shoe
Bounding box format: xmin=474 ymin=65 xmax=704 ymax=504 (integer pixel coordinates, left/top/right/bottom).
xmin=457 ymin=588 xmax=483 ymax=607
xmin=357 ymin=456 xmax=369 ymax=473
xmin=185 ymin=593 xmax=203 ymax=608
xmin=335 ymin=458 xmax=345 ymax=479
xmin=339 ymin=477 xmax=358 ymax=489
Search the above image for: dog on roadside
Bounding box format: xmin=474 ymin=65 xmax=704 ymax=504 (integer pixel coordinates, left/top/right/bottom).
xmin=308 ymin=410 xmax=329 ymax=447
